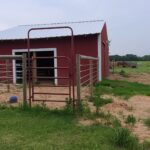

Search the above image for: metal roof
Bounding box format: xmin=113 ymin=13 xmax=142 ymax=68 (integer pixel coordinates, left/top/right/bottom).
xmin=0 ymin=20 xmax=105 ymax=40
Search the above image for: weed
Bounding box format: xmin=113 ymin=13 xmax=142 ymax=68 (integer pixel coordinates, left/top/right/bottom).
xmin=0 ymin=103 xmax=8 ymax=110
xmin=65 ymin=98 xmax=73 ymax=113
xmin=143 ymin=138 xmax=150 ymax=149
xmin=65 ymin=98 xmax=91 ymax=116
xmin=113 ymin=128 xmax=141 ymax=149
xmin=76 ymin=101 xmax=91 ymax=116
xmin=144 ymin=119 xmax=150 ymax=128
xmin=111 ymin=117 xmax=121 ymax=128
xmin=93 ymin=110 xmax=121 ymax=128
xmin=92 ymin=94 xmax=113 ymax=115
xmin=119 ymin=70 xmax=129 ymax=77
xmin=125 ymin=115 xmax=136 ymax=125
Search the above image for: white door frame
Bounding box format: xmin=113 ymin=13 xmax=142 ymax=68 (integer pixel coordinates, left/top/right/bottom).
xmin=12 ymin=48 xmax=58 ymax=85
xmin=97 ymin=34 xmax=102 ymax=81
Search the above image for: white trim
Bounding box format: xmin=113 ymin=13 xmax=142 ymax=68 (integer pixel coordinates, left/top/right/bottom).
xmin=12 ymin=48 xmax=58 ymax=85
xmin=97 ymin=34 xmax=102 ymax=81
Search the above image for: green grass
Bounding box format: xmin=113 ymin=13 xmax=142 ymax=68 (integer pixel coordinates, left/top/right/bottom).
xmin=95 ymin=79 xmax=150 ymax=99
xmin=125 ymin=115 xmax=136 ymax=125
xmin=111 ymin=61 xmax=150 ymax=74
xmin=113 ymin=128 xmax=141 ymax=149
xmin=0 ymin=105 xmax=132 ymax=150
xmin=91 ymin=95 xmax=113 ymax=115
xmin=144 ymin=119 xmax=150 ymax=128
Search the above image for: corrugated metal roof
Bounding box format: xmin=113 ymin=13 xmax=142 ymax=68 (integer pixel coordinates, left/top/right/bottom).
xmin=0 ymin=20 xmax=105 ymax=40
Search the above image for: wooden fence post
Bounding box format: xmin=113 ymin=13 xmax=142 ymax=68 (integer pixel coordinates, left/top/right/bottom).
xmin=6 ymin=59 xmax=10 ymax=92
xmin=22 ymin=53 xmax=27 ymax=105
xmin=89 ymin=60 xmax=93 ymax=97
xmin=76 ymin=54 xmax=81 ymax=104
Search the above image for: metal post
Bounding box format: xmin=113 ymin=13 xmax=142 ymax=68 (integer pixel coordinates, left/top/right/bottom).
xmin=32 ymin=52 xmax=37 ymax=83
xmin=89 ymin=60 xmax=93 ymax=97
xmin=76 ymin=54 xmax=81 ymax=104
xmin=22 ymin=54 xmax=27 ymax=105
xmin=6 ymin=59 xmax=10 ymax=92
xmin=31 ymin=56 xmax=34 ymax=102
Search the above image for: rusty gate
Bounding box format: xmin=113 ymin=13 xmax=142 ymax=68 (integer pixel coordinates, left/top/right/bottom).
xmin=27 ymin=26 xmax=75 ymax=108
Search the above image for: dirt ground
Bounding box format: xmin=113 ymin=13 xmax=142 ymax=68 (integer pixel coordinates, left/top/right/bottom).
xmin=0 ymin=83 xmax=91 ymax=109
xmin=80 ymin=73 xmax=150 ymax=142
xmin=108 ymin=73 xmax=150 ymax=85
xmin=100 ymin=72 xmax=150 ymax=142
xmin=101 ymin=95 xmax=150 ymax=142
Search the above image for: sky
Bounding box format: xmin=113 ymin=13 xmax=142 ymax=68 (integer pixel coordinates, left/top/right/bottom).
xmin=0 ymin=0 xmax=150 ymax=56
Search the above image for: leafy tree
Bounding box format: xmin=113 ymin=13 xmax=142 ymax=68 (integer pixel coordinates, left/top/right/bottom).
xmin=110 ymin=54 xmax=150 ymax=61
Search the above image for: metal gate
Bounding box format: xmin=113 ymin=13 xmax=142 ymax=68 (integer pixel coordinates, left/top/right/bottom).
xmin=30 ymin=56 xmax=72 ymax=103
xmin=27 ymin=26 xmax=75 ymax=108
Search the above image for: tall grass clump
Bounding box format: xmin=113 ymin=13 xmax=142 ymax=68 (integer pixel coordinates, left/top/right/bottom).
xmin=65 ymin=98 xmax=90 ymax=116
xmin=125 ymin=114 xmax=136 ymax=126
xmin=113 ymin=128 xmax=141 ymax=149
xmin=144 ymin=119 xmax=150 ymax=128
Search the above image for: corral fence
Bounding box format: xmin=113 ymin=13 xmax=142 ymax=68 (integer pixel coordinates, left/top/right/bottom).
xmin=76 ymin=54 xmax=99 ymax=103
xmin=0 ymin=53 xmax=99 ymax=108
xmin=0 ymin=54 xmax=27 ymax=104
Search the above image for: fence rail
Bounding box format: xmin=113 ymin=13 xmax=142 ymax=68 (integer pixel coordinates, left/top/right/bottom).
xmin=0 ymin=54 xmax=27 ymax=103
xmin=76 ymin=54 xmax=99 ymax=103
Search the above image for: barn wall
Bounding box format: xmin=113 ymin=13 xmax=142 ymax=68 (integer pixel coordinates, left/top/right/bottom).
xmin=0 ymin=34 xmax=98 ymax=85
xmin=100 ymin=23 xmax=109 ymax=79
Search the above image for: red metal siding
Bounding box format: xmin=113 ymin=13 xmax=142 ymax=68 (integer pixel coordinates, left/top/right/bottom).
xmin=0 ymin=34 xmax=98 ymax=84
xmin=101 ymin=23 xmax=109 ymax=79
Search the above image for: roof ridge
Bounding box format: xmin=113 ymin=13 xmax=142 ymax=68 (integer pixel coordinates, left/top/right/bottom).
xmin=19 ymin=19 xmax=104 ymax=27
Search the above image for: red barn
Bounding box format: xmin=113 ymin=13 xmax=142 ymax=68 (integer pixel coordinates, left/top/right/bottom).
xmin=0 ymin=20 xmax=109 ymax=85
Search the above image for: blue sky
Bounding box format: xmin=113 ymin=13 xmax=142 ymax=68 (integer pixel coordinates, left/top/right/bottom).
xmin=0 ymin=0 xmax=150 ymax=56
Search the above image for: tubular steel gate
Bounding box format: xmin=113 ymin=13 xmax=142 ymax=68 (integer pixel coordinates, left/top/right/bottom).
xmin=76 ymin=54 xmax=99 ymax=102
xmin=27 ymin=26 xmax=75 ymax=108
xmin=0 ymin=55 xmax=27 ymax=104
xmin=30 ymin=56 xmax=72 ymax=104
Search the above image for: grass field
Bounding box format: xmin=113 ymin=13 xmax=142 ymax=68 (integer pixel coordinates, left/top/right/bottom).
xmin=111 ymin=61 xmax=150 ymax=74
xmin=95 ymin=79 xmax=150 ymax=99
xmin=0 ymin=105 xmax=130 ymax=150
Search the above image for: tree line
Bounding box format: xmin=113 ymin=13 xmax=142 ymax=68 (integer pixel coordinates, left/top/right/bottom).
xmin=110 ymin=54 xmax=150 ymax=61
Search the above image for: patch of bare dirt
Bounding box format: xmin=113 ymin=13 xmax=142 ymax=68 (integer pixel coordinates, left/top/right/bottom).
xmin=101 ymin=95 xmax=150 ymax=142
xmin=0 ymin=84 xmax=71 ymax=109
xmin=0 ymin=82 xmax=91 ymax=109
xmin=108 ymin=73 xmax=150 ymax=85
xmin=79 ymin=119 xmax=94 ymax=126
